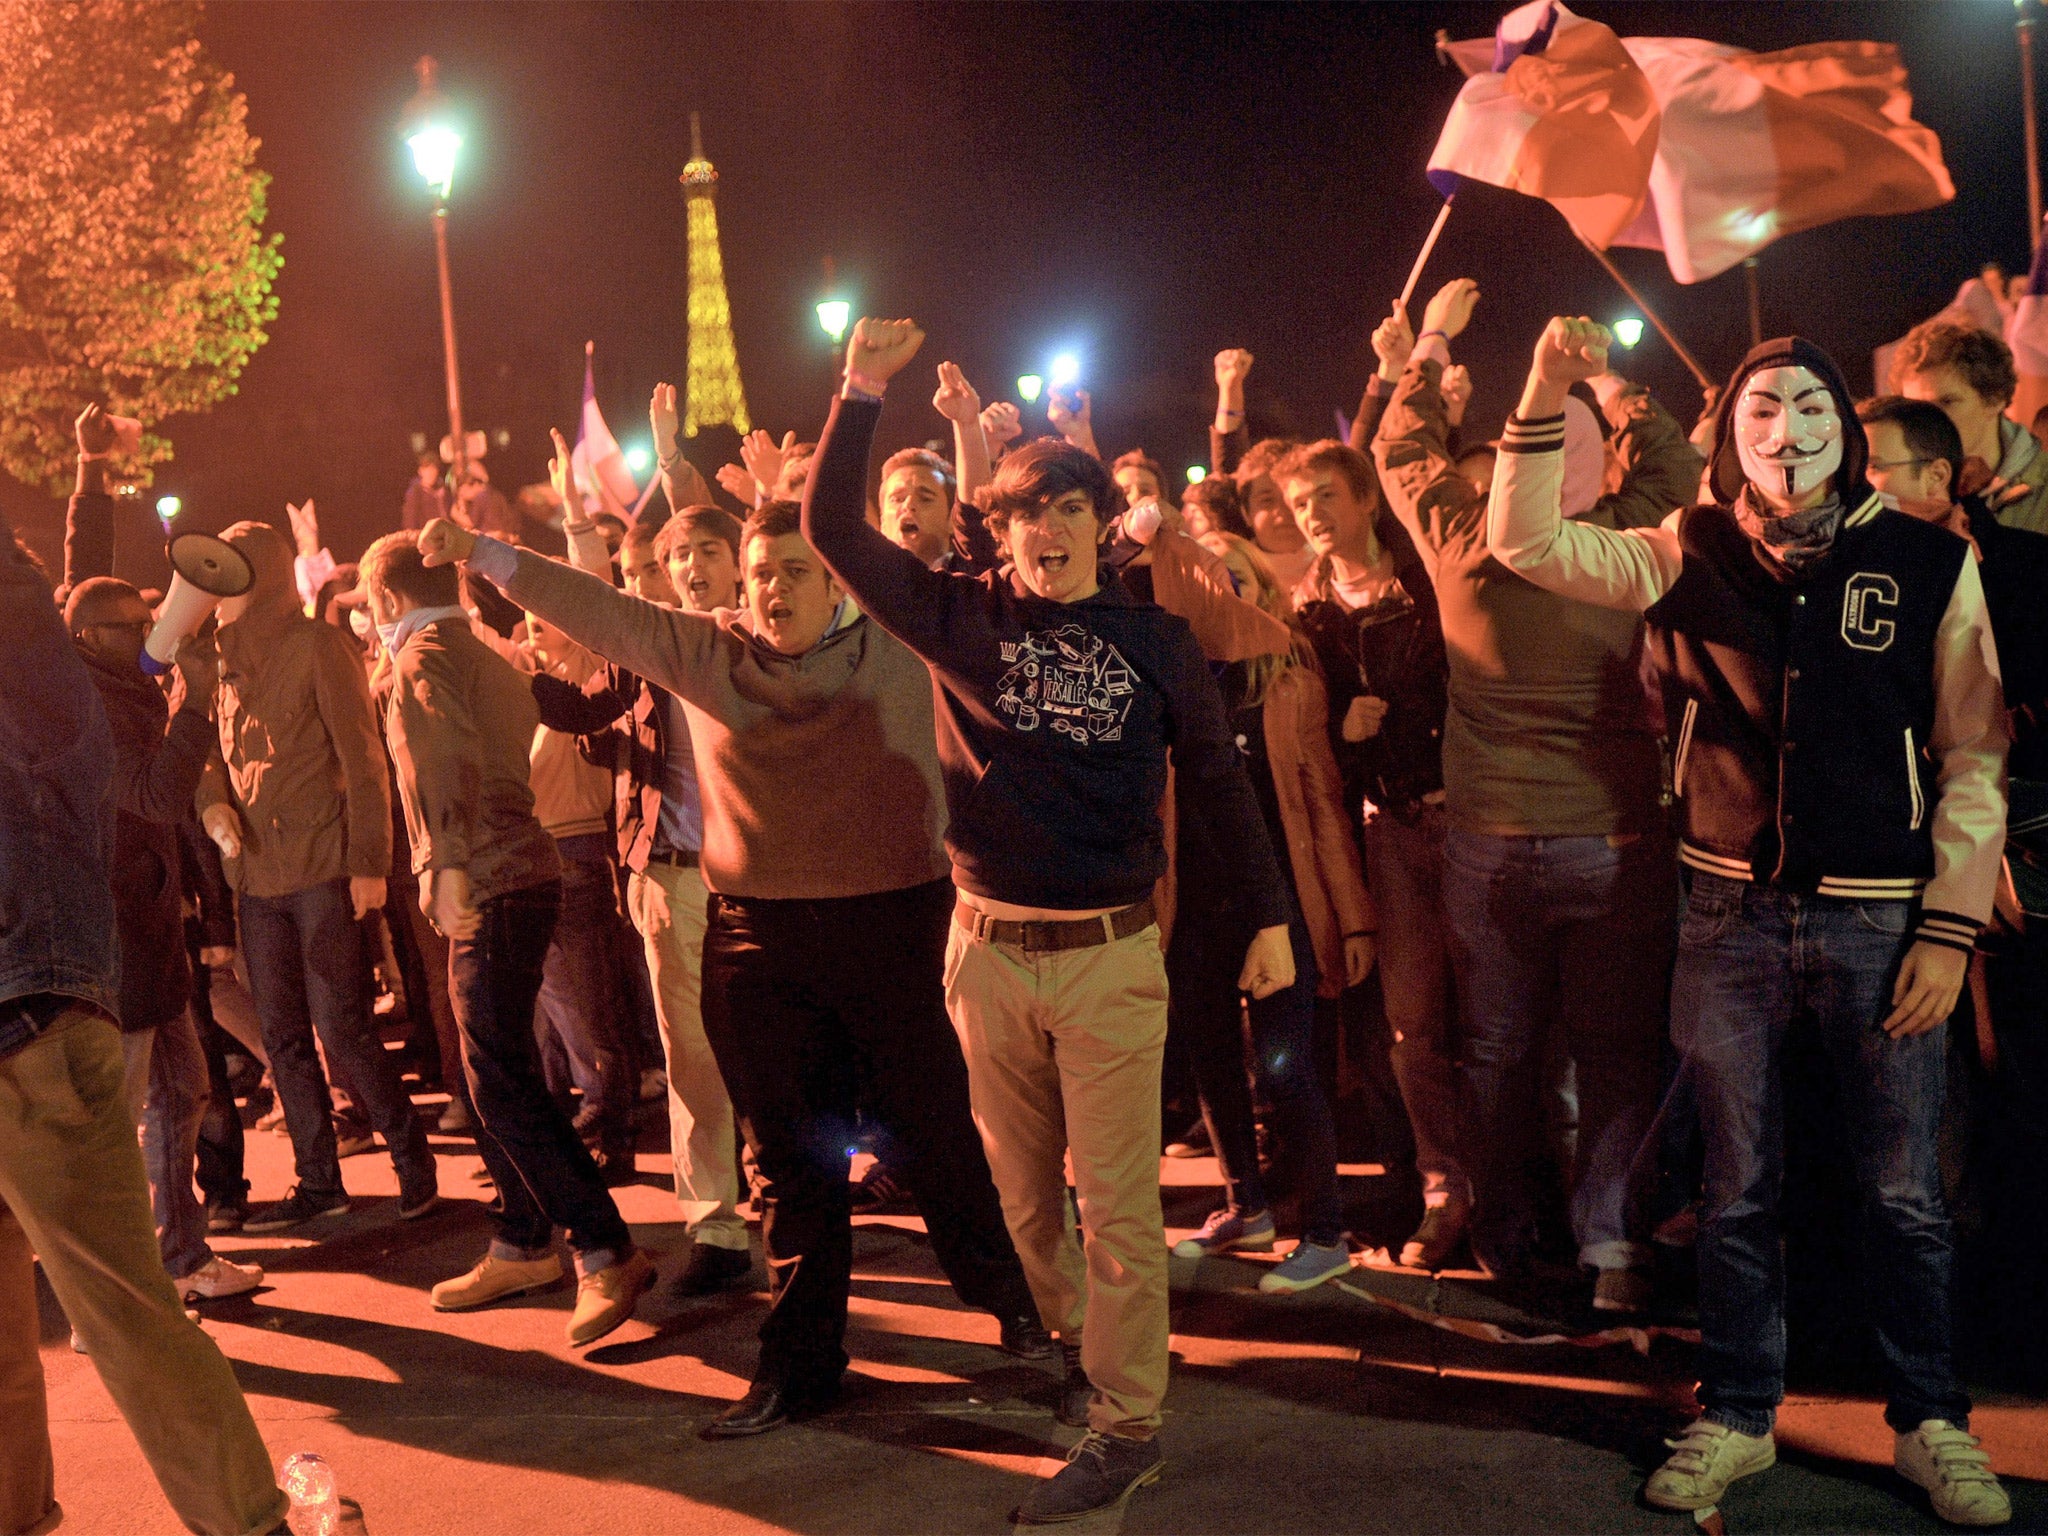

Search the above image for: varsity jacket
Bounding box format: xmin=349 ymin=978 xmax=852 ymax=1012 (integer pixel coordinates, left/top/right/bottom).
xmin=1488 ymin=422 xmax=2007 ymax=954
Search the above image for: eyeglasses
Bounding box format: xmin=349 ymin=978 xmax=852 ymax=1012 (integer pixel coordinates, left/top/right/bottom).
xmin=1868 ymin=456 xmax=1933 ymax=472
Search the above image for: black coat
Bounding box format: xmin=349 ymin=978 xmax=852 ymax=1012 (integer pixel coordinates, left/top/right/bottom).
xmin=82 ymin=652 xmax=213 ymax=1032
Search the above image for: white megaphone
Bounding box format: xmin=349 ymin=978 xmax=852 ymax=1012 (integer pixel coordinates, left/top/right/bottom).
xmin=142 ymin=532 xmax=254 ymax=676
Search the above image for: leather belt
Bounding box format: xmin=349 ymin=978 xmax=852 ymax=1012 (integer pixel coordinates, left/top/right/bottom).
xmin=954 ymin=896 xmax=1156 ymax=954
xmin=645 ymin=848 xmax=700 ymax=870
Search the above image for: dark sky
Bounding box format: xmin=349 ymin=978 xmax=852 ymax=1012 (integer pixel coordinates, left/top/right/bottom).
xmin=9 ymin=1 xmax=2038 ymax=572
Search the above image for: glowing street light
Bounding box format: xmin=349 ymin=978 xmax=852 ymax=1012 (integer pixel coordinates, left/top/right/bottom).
xmin=1611 ymin=317 xmax=1646 ymax=349
xmin=155 ymin=495 xmax=182 ymax=523
xmin=1185 ymin=466 xmax=1207 ymax=485
xmin=407 ymin=125 xmax=461 ymax=201
xmin=816 ymin=299 xmax=851 ymax=344
xmin=625 ymin=444 xmax=652 ymax=474
xmin=1016 ymin=374 xmax=1044 ymax=403
xmin=1048 ymin=352 xmax=1081 ymax=390
xmin=401 ymin=57 xmax=470 ymax=483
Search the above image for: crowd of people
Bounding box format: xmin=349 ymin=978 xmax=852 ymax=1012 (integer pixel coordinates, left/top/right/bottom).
xmin=4 ymin=264 xmax=2044 ymax=1532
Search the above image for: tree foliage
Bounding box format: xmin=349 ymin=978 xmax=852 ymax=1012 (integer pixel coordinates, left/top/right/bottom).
xmin=0 ymin=0 xmax=282 ymax=494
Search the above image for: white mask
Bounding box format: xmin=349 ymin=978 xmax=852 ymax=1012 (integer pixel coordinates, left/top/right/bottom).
xmin=1734 ymin=364 xmax=1843 ymax=506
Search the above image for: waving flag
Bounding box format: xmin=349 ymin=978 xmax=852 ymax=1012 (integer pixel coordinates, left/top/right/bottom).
xmin=571 ymin=343 xmax=641 ymax=513
xmin=2009 ymin=234 xmax=2048 ymax=435
xmin=1608 ymin=39 xmax=1953 ymax=283
xmin=1426 ymin=1 xmax=1659 ymax=248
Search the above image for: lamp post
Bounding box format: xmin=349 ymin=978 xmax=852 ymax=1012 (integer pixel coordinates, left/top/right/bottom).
xmin=403 ymin=57 xmax=468 ymax=486
xmin=2021 ymin=1 xmax=2045 ymax=253
xmin=816 ymin=299 xmax=850 ymax=345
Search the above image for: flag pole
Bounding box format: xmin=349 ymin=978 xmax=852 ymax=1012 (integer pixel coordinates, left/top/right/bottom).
xmin=1575 ymin=232 xmax=1715 ymax=390
xmin=1399 ymin=198 xmax=1456 ymax=312
xmin=1742 ymin=258 xmax=1764 ymax=347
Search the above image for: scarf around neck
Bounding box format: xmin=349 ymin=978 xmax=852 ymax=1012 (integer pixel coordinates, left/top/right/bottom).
xmin=1733 ymin=483 xmax=1845 ymax=575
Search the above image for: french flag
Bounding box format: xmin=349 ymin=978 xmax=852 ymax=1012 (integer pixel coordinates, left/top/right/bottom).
xmin=570 ymin=342 xmax=642 ymax=513
xmin=1607 ymin=38 xmax=1953 ymax=283
xmin=1426 ymin=1 xmax=1659 ymax=248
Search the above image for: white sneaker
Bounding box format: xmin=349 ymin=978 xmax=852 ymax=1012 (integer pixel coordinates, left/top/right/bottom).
xmin=1644 ymin=1419 xmax=1776 ymax=1510
xmin=1896 ymin=1421 xmax=2011 ymax=1527
xmin=177 ymin=1256 xmax=263 ymax=1301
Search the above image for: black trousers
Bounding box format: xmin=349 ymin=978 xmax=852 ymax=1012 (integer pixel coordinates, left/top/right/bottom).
xmin=449 ymin=881 xmax=630 ymax=1265
xmin=700 ymin=877 xmax=1034 ymax=1387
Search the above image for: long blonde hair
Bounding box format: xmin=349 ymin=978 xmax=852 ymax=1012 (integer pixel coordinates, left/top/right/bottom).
xmin=1203 ymin=531 xmax=1314 ymax=710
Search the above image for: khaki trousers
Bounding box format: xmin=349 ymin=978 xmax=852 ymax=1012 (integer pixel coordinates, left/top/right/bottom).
xmin=944 ymin=919 xmax=1170 ymax=1438
xmin=627 ymin=862 xmax=747 ymax=1249
xmin=0 ymin=1008 xmax=286 ymax=1536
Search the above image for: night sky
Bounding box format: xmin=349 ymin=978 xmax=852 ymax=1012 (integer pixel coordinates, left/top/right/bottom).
xmin=7 ymin=1 xmax=2039 ymax=573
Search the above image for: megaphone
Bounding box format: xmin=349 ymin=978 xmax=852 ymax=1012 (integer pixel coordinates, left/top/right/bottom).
xmin=142 ymin=532 xmax=254 ymax=675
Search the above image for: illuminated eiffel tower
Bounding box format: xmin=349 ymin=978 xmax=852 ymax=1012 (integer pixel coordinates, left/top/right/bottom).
xmin=679 ymin=113 xmax=750 ymax=437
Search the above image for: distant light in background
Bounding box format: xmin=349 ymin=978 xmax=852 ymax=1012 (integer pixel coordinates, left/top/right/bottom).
xmin=155 ymin=495 xmax=181 ymax=522
xmin=816 ymin=299 xmax=850 ymax=343
xmin=1612 ymin=317 xmax=1645 ymax=349
xmin=1185 ymin=466 xmax=1207 ymax=485
xmin=624 ymin=444 xmax=652 ymax=474
xmin=406 ymin=124 xmax=461 ymax=201
xmin=1049 ymin=352 xmax=1080 ymax=389
xmin=1016 ymin=374 xmax=1044 ymax=403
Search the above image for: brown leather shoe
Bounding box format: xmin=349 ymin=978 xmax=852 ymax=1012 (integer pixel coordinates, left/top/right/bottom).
xmin=567 ymin=1249 xmax=657 ymax=1346
xmin=430 ymin=1252 xmax=564 ymax=1312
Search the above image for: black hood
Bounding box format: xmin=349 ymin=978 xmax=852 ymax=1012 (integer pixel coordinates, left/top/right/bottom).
xmin=1707 ymin=336 xmax=1870 ymax=508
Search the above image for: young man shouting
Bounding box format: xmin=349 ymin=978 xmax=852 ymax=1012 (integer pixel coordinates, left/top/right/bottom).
xmin=804 ymin=319 xmax=1295 ymax=1525
xmin=417 ymin=439 xmax=1044 ymax=1441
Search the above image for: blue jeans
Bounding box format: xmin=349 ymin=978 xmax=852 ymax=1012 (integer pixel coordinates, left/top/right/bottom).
xmin=1673 ymin=873 xmax=1968 ymax=1437
xmin=449 ymin=880 xmax=630 ymax=1273
xmin=534 ymin=836 xmax=635 ymax=1143
xmin=1170 ymin=899 xmax=1341 ymax=1246
xmin=1442 ymin=829 xmax=1674 ymax=1270
xmin=239 ymin=878 xmax=433 ymax=1198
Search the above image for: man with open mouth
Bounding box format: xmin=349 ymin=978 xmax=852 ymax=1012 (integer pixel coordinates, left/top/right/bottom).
xmin=804 ymin=317 xmax=1296 ymax=1526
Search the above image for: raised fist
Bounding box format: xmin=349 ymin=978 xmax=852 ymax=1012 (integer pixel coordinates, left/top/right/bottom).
xmin=417 ymin=517 xmax=478 ymax=568
xmin=1532 ymin=316 xmax=1612 ymax=386
xmin=846 ymin=318 xmax=926 ymax=385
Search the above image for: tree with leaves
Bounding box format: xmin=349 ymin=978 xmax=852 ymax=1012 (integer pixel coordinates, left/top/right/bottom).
xmin=0 ymin=0 xmax=282 ymax=494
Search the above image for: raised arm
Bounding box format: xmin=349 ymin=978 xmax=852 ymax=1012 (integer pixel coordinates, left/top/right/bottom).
xmin=421 ymin=470 xmax=725 ymax=708
xmin=1046 ymin=388 xmax=1101 ymax=461
xmin=1371 ymin=281 xmax=1487 ymax=582
xmin=1486 ymin=318 xmax=1683 ymax=613
xmin=1212 ymin=349 xmax=1253 ymax=474
xmin=1142 ymin=528 xmax=1292 ymax=662
xmin=651 ymin=382 xmax=716 ymax=516
xmin=64 ymin=404 xmax=120 ymax=586
xmin=934 ymin=361 xmax=991 ymax=509
xmin=801 ymin=318 xmax=966 ymax=655
xmin=111 ymin=644 xmax=218 ymax=824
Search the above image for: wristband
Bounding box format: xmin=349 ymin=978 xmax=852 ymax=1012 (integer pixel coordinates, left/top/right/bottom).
xmin=1219 ymin=407 xmax=1243 ymax=419
xmin=1418 ymin=329 xmax=1447 ymax=344
xmin=842 ymin=367 xmax=888 ymax=399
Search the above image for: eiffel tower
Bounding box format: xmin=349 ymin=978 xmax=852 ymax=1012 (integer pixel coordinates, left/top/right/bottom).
xmin=679 ymin=113 xmax=750 ymax=438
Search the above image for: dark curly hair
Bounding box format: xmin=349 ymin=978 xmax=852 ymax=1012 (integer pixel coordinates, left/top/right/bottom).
xmin=982 ymin=437 xmax=1124 ymax=542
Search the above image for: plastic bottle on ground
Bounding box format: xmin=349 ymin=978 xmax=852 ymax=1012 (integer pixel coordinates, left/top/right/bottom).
xmin=280 ymin=1451 xmax=340 ymax=1536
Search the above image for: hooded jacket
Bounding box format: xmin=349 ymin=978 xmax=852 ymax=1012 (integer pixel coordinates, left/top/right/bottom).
xmin=1490 ymin=337 xmax=2008 ymax=952
xmin=196 ymin=522 xmax=392 ymax=898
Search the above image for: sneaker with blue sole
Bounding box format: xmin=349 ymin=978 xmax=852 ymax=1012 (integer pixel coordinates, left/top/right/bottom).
xmin=1171 ymin=1207 xmax=1276 ymax=1259
xmin=1258 ymin=1238 xmax=1352 ymax=1293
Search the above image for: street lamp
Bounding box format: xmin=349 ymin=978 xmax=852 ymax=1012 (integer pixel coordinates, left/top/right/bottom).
xmin=816 ymin=299 xmax=851 ymax=344
xmin=1611 ymin=317 xmax=1645 ymax=349
xmin=1016 ymin=374 xmax=1044 ymax=403
xmin=402 ymin=57 xmax=469 ymax=484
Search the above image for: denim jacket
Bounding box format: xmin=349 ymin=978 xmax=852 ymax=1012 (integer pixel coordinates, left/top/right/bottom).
xmin=0 ymin=536 xmax=120 ymax=1021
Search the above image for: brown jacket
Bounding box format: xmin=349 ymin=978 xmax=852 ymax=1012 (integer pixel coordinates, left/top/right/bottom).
xmin=385 ymin=615 xmax=560 ymax=903
xmin=198 ymin=522 xmax=391 ymax=897
xmin=1261 ymin=665 xmax=1374 ymax=999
